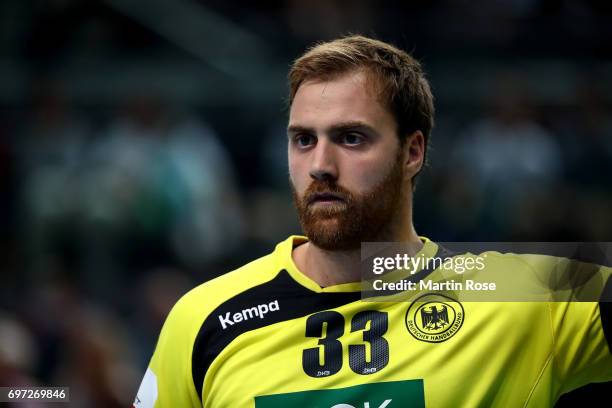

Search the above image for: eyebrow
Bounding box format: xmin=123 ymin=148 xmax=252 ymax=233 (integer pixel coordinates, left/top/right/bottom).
xmin=287 ymin=121 xmax=377 ymax=136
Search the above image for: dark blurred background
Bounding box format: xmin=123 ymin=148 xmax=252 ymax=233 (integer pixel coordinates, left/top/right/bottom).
xmin=0 ymin=0 xmax=610 ymax=406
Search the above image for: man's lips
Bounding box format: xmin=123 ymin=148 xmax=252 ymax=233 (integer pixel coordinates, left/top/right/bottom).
xmin=308 ymin=192 xmax=346 ymax=205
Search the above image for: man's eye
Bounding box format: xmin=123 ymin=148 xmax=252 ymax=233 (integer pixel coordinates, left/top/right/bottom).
xmin=342 ymin=133 xmax=364 ymax=145
xmin=295 ymin=134 xmax=315 ymax=147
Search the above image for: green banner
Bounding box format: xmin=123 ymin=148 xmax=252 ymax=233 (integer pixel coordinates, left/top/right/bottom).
xmin=255 ymin=380 xmax=424 ymax=408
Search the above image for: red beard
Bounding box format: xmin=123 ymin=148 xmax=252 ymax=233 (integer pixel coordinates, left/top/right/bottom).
xmin=292 ymin=151 xmax=405 ymax=250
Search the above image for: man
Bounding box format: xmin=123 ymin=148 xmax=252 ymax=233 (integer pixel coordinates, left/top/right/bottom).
xmin=134 ymin=35 xmax=611 ymax=407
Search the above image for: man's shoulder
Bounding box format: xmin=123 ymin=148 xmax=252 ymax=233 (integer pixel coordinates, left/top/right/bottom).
xmin=190 ymin=252 xmax=280 ymax=305
xmin=164 ymin=240 xmax=292 ymax=330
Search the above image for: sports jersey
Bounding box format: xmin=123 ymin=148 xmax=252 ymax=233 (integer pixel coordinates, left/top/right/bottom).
xmin=134 ymin=236 xmax=612 ymax=408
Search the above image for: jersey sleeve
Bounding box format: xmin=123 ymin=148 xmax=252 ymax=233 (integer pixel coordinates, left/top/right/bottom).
xmin=133 ymin=295 xmax=203 ymax=408
xmin=548 ymin=265 xmax=612 ymax=394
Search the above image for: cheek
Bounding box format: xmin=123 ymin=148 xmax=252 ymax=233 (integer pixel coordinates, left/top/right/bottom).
xmin=288 ymin=157 xmax=307 ymax=192
xmin=340 ymin=157 xmax=389 ymax=194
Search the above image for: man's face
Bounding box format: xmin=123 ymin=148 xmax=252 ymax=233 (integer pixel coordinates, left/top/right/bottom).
xmin=288 ymin=70 xmax=407 ymax=250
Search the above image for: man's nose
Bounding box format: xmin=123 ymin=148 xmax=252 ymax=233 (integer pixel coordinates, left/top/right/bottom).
xmin=309 ymin=138 xmax=338 ymax=181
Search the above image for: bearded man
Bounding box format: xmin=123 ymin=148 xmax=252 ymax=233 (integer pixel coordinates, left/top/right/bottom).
xmin=134 ymin=35 xmax=611 ymax=408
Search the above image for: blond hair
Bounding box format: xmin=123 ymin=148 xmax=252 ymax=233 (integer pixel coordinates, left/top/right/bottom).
xmin=289 ymin=35 xmax=434 ymax=153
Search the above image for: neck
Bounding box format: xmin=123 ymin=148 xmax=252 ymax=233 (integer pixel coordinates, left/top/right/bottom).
xmin=292 ymin=211 xmax=421 ymax=287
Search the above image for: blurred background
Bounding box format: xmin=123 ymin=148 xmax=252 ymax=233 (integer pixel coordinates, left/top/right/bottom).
xmin=0 ymin=0 xmax=610 ymax=406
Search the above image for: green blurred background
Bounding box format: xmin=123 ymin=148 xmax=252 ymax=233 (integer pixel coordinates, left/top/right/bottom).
xmin=0 ymin=0 xmax=610 ymax=406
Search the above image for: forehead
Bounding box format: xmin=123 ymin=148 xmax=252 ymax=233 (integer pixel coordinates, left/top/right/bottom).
xmin=288 ymin=70 xmax=395 ymax=132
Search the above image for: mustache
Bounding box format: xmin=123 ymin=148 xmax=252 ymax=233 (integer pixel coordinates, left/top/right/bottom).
xmin=303 ymin=180 xmax=353 ymax=205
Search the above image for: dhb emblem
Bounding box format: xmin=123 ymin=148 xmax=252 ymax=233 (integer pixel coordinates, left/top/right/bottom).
xmin=405 ymin=293 xmax=464 ymax=343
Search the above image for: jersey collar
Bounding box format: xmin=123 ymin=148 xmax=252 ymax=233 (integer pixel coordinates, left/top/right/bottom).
xmin=275 ymin=235 xmax=439 ymax=294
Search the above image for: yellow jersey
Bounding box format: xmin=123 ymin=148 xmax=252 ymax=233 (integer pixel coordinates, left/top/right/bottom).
xmin=134 ymin=236 xmax=611 ymax=407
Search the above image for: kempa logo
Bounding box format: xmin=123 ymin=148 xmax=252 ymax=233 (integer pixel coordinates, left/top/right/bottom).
xmin=218 ymin=300 xmax=280 ymax=329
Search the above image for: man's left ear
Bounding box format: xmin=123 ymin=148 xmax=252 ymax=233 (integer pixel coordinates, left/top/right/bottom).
xmin=402 ymin=130 xmax=425 ymax=177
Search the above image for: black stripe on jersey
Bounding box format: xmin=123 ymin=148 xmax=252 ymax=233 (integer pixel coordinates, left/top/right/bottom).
xmin=191 ymin=269 xmax=360 ymax=401
xmin=430 ymin=243 xmax=612 ymax=267
xmin=600 ymin=275 xmax=611 ymax=353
